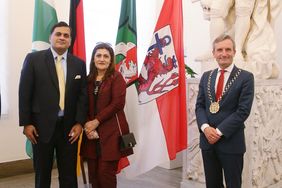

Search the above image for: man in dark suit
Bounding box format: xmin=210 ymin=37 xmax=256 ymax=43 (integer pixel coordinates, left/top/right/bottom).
xmin=196 ymin=34 xmax=254 ymax=188
xmin=19 ymin=21 xmax=87 ymax=188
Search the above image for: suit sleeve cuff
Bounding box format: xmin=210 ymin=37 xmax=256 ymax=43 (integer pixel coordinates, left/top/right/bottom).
xmin=216 ymin=128 xmax=223 ymax=136
xmin=201 ymin=123 xmax=210 ymax=132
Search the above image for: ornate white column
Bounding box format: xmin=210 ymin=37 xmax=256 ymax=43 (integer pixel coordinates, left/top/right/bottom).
xmin=181 ymin=79 xmax=282 ymax=188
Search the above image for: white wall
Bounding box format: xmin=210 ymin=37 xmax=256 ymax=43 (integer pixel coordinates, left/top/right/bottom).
xmin=0 ymin=0 xmax=8 ymax=115
xmin=0 ymin=0 xmax=281 ymax=163
xmin=0 ymin=0 xmax=34 ymax=162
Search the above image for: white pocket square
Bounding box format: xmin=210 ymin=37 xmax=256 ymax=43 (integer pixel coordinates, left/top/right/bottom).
xmin=74 ymin=75 xmax=81 ymax=79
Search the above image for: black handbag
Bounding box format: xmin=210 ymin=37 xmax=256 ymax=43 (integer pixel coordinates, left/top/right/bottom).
xmin=115 ymin=114 xmax=136 ymax=151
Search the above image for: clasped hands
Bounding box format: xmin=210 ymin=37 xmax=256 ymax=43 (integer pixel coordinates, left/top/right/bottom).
xmin=84 ymin=119 xmax=100 ymax=140
xmin=203 ymin=127 xmax=221 ymax=144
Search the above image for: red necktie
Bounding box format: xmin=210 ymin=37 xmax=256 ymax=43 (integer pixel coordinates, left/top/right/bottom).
xmin=216 ymin=69 xmax=225 ymax=101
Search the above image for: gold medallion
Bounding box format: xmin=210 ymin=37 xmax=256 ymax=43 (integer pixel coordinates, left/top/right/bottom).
xmin=209 ymin=102 xmax=220 ymax=114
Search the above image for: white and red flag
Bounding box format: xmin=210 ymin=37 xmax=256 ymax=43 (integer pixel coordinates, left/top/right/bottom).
xmin=123 ymin=0 xmax=187 ymax=177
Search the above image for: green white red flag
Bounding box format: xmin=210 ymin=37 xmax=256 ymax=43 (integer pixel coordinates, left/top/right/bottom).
xmin=115 ymin=0 xmax=138 ymax=86
xmin=115 ymin=0 xmax=138 ymax=173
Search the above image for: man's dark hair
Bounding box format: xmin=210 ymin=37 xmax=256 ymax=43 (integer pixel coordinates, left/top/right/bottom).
xmin=50 ymin=21 xmax=72 ymax=35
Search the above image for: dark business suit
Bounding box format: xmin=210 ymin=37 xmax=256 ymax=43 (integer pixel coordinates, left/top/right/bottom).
xmin=196 ymin=65 xmax=254 ymax=188
xmin=19 ymin=49 xmax=87 ymax=188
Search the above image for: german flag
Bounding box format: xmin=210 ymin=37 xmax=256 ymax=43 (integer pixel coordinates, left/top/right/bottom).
xmin=69 ymin=0 xmax=86 ymax=180
xmin=69 ymin=0 xmax=86 ymax=61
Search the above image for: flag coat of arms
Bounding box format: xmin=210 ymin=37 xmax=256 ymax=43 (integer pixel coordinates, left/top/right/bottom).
xmin=115 ymin=0 xmax=138 ymax=86
xmin=123 ymin=0 xmax=187 ymax=177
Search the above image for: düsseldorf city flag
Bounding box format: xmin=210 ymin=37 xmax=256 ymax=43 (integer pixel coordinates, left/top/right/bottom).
xmin=26 ymin=0 xmax=58 ymax=158
xmin=69 ymin=0 xmax=86 ymax=176
xmin=115 ymin=0 xmax=138 ymax=173
xmin=32 ymin=0 xmax=58 ymax=52
xmin=123 ymin=0 xmax=187 ymax=177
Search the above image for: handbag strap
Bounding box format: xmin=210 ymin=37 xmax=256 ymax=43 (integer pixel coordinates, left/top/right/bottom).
xmin=115 ymin=114 xmax=123 ymax=136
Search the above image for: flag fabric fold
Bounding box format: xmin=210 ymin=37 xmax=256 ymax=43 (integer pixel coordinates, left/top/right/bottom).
xmin=69 ymin=0 xmax=86 ymax=176
xmin=32 ymin=0 xmax=58 ymax=52
xmin=115 ymin=0 xmax=138 ymax=173
xmin=123 ymin=0 xmax=187 ymax=177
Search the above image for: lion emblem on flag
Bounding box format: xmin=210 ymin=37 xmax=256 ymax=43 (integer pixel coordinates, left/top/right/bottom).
xmin=138 ymin=25 xmax=179 ymax=104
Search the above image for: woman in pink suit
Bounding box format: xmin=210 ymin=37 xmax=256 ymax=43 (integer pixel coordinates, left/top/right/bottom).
xmin=80 ymin=43 xmax=133 ymax=188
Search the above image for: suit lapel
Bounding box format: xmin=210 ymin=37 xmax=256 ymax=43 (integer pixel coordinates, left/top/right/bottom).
xmin=45 ymin=49 xmax=59 ymax=91
xmin=221 ymin=66 xmax=239 ymax=103
xmin=65 ymin=54 xmax=74 ymax=95
xmin=226 ymin=66 xmax=238 ymax=85
xmin=210 ymin=69 xmax=218 ymax=101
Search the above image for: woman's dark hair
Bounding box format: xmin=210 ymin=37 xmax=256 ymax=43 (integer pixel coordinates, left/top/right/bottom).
xmin=88 ymin=43 xmax=115 ymax=81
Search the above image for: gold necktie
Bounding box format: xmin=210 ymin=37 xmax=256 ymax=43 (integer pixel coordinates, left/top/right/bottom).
xmin=55 ymin=56 xmax=65 ymax=110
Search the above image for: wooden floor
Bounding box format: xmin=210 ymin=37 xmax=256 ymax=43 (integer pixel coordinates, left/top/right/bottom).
xmin=0 ymin=166 xmax=182 ymax=188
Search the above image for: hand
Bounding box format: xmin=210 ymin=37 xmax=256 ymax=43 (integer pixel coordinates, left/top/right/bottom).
xmin=203 ymin=127 xmax=221 ymax=144
xmin=68 ymin=124 xmax=83 ymax=144
xmin=23 ymin=125 xmax=39 ymax=144
xmin=86 ymin=130 xmax=99 ymax=140
xmin=84 ymin=119 xmax=99 ymax=135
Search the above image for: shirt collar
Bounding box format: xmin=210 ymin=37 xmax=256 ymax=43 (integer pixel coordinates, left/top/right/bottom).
xmin=218 ymin=63 xmax=234 ymax=73
xmin=50 ymin=47 xmax=68 ymax=60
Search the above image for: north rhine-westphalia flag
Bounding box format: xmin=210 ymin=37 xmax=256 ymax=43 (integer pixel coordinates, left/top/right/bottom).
xmin=115 ymin=0 xmax=138 ymax=173
xmin=69 ymin=0 xmax=86 ymax=176
xmin=115 ymin=0 xmax=138 ymax=86
xmin=26 ymin=0 xmax=58 ymax=158
xmin=123 ymin=0 xmax=187 ymax=177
